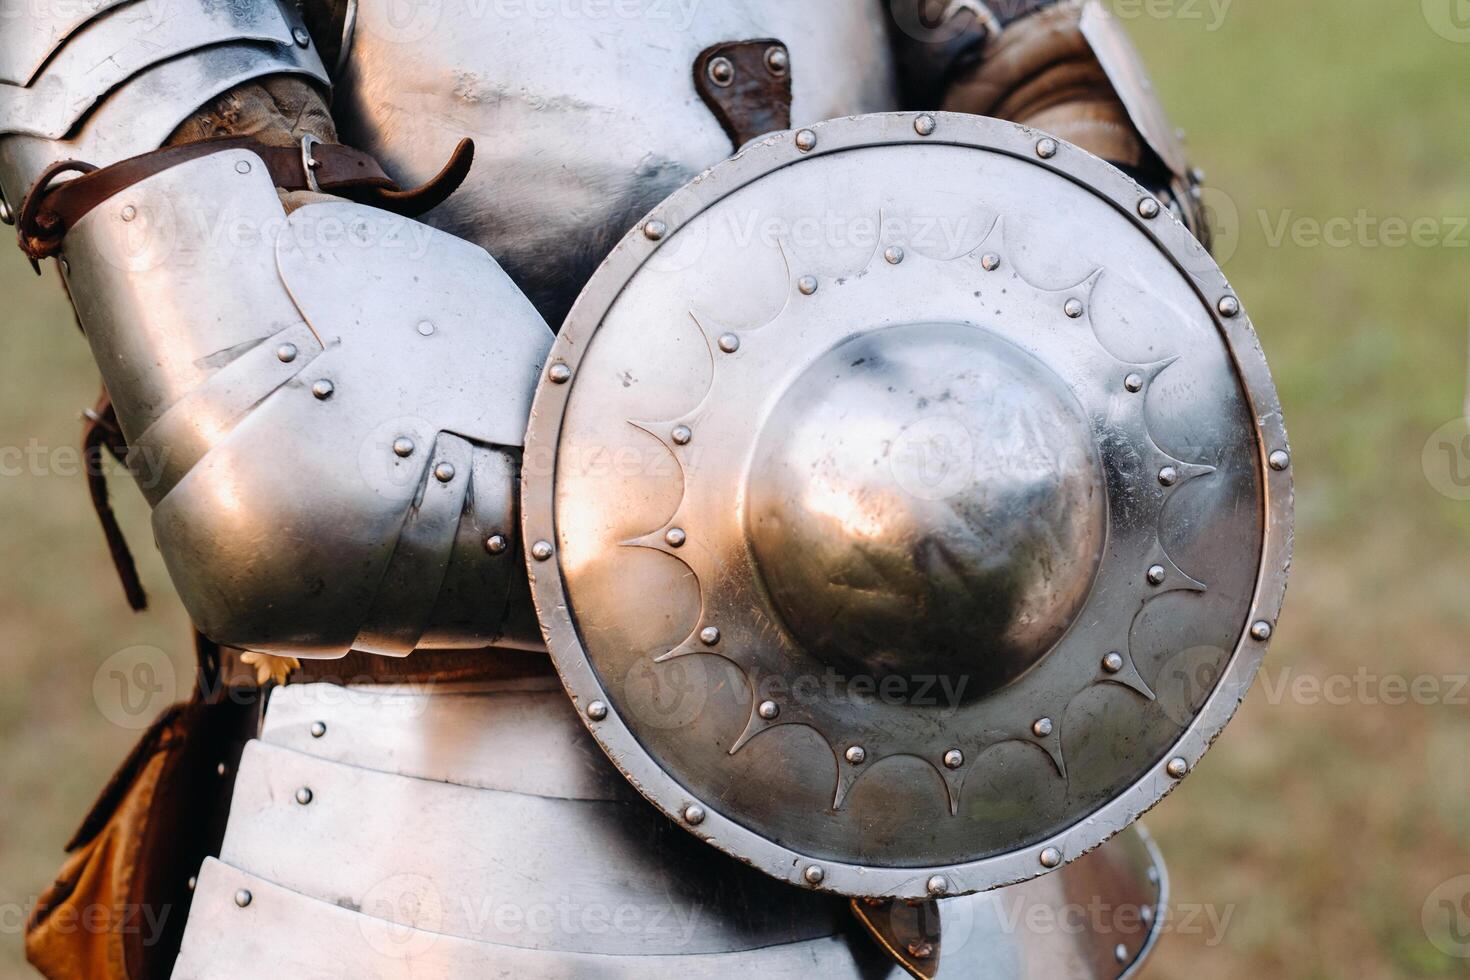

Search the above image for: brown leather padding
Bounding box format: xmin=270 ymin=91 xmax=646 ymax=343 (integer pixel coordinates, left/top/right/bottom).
xmin=25 ymin=640 xmax=259 ymax=980
xmin=942 ymin=1 xmax=1147 ymax=169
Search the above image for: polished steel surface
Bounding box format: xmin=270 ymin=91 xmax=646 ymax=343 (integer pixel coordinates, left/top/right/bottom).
xmin=747 ymin=322 xmax=1106 ymax=697
xmin=0 ymin=0 xmax=133 ymax=86
xmin=0 ymin=0 xmax=299 ymax=138
xmin=260 ymin=681 xmax=637 ymax=802
xmin=333 ymin=0 xmax=899 ymax=324
xmin=524 ymin=111 xmax=1292 ymax=897
xmin=0 ymin=41 xmax=329 ymax=204
xmin=1079 ymin=1 xmax=1190 ymax=182
xmin=175 ymin=681 xmax=1166 ymax=977
xmin=59 ymin=151 xmax=551 ymax=657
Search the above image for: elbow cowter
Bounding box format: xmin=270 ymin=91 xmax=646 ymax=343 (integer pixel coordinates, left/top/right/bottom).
xmin=57 ymin=148 xmax=554 ymax=657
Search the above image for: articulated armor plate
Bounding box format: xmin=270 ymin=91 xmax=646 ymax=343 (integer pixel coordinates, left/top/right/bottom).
xmin=335 ymin=0 xmax=901 ymax=323
xmin=59 ymin=149 xmax=553 ymax=656
xmin=173 ymin=681 xmax=1167 ymax=977
xmin=0 ymin=0 xmax=327 ymax=213
xmin=522 ymin=112 xmax=1292 ymax=898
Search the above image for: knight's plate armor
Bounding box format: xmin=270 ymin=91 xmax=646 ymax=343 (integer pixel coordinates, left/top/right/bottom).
xmin=2 ymin=2 xmax=1288 ymax=977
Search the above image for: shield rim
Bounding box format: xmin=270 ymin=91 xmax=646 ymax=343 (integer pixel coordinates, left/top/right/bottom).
xmin=522 ymin=111 xmax=1292 ymax=899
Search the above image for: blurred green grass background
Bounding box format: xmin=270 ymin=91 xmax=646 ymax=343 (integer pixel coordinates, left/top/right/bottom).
xmin=2 ymin=1 xmax=1469 ymax=976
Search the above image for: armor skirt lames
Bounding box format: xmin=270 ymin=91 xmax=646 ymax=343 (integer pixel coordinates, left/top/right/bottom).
xmin=174 ymin=680 xmax=1166 ymax=978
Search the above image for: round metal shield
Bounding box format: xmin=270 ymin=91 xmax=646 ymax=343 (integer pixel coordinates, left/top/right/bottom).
xmin=523 ymin=112 xmax=1291 ymax=899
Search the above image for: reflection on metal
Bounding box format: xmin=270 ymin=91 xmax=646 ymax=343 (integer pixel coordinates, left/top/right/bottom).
xmin=524 ymin=111 xmax=1291 ymax=898
xmin=0 ymin=41 xmax=329 ymax=205
xmin=333 ymin=0 xmax=898 ymax=323
xmin=58 ymin=151 xmax=550 ymax=657
xmin=175 ymin=681 xmax=1167 ymax=977
xmin=0 ymin=0 xmax=298 ymax=139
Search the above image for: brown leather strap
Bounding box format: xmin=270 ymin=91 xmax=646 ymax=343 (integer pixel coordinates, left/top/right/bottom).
xmin=81 ymin=386 xmax=148 ymax=612
xmin=17 ymin=135 xmax=474 ymax=262
xmin=693 ymin=39 xmax=793 ymax=149
xmin=289 ymin=647 xmax=557 ymax=687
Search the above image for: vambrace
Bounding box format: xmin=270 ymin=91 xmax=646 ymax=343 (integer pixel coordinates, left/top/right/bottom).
xmin=48 ymin=147 xmax=553 ymax=658
xmin=0 ymin=0 xmax=328 ymax=219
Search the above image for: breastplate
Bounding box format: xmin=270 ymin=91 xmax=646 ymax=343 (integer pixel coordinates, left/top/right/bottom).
xmin=335 ymin=0 xmax=900 ymax=326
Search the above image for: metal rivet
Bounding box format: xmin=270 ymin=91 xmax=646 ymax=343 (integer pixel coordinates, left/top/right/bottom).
xmin=1166 ymin=757 xmax=1189 ymax=779
xmin=643 ymin=219 xmax=667 ymax=241
xmin=926 ymin=875 xmax=949 ymax=896
xmin=309 ymin=721 xmax=326 ymax=738
xmin=664 ymin=527 xmax=687 ymax=548
xmin=758 ymin=700 xmax=780 ymax=721
xmin=683 ymin=803 xmax=706 ymax=825
xmin=392 ymin=437 xmax=415 ymax=458
xmin=1102 ymin=651 xmax=1125 ymax=674
xmin=234 ymin=889 xmax=253 ymax=908
xmin=671 ymin=425 xmax=693 ymax=446
xmin=803 ymin=865 xmax=825 ymax=885
xmin=914 ymin=113 xmax=937 ymax=136
xmin=765 ymin=46 xmax=788 ymax=75
xmin=311 ymin=379 xmax=334 ymax=400
xmin=1064 ymin=298 xmax=1084 ymax=319
xmin=699 ymin=626 xmax=720 ymax=646
xmin=1250 ymin=620 xmax=1273 ymax=641
xmin=187 ymin=876 xmax=197 ymax=891
xmin=795 ymin=129 xmax=817 ymax=152
xmin=416 ymin=320 xmax=435 ymax=336
xmin=1125 ymin=373 xmax=1145 ymax=393
xmin=845 ymin=745 xmax=866 ymax=765
xmin=216 ymin=762 xmax=228 ymax=777
xmin=1115 ymin=943 xmax=1130 ymax=964
xmin=1269 ymin=450 xmax=1291 ymax=471
xmin=434 ymin=462 xmax=456 ymax=483
xmin=797 ymin=275 xmax=818 ymax=295
xmin=1032 ymin=717 xmax=1054 ymax=738
xmin=1040 ymin=848 xmax=1062 ymax=869
xmin=1036 ymin=137 xmax=1058 ymax=159
xmin=1141 ymin=905 xmax=1155 ymax=925
xmin=235 ymin=160 xmax=251 ymax=174
xmin=586 ymin=700 xmax=608 ymax=721
xmin=485 ymin=534 xmax=508 ymax=555
xmin=943 ymin=749 xmax=964 ymax=770
xmin=293 ymin=26 xmax=310 ymax=46
xmin=120 ymin=205 xmax=137 ymax=222
xmin=981 ymin=253 xmax=1001 ymax=272
xmin=1148 ymin=866 xmax=1161 ymax=885
xmin=717 ymin=333 xmax=740 ymax=354
xmin=1147 ymin=564 xmax=1167 ymax=586
xmin=708 ymin=56 xmax=734 ymax=86
xmin=1138 ymin=197 xmax=1161 ymax=219
xmin=1158 ymin=466 xmax=1179 ymax=487
xmin=295 ymin=786 xmax=313 ymax=805
xmin=276 ymin=343 xmax=298 ymax=363
xmin=884 ymin=245 xmax=905 ymax=265
xmin=1218 ymin=295 xmax=1241 ymax=318
xmin=531 ymin=540 xmax=554 ymax=562
xmin=548 ymin=362 xmax=572 ymax=384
